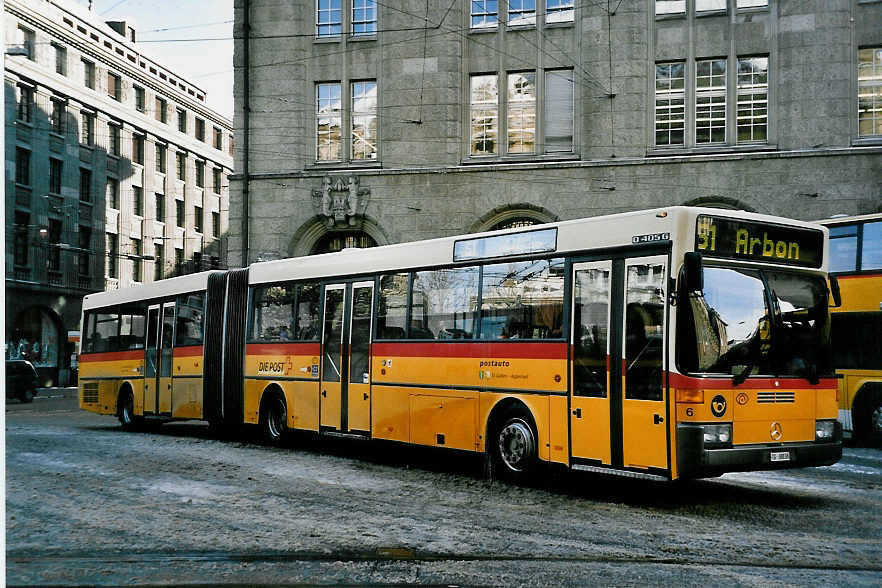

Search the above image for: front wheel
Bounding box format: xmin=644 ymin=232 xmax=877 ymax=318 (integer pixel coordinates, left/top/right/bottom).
xmin=261 ymin=393 xmax=289 ymax=445
xmin=117 ymin=389 xmax=138 ymax=430
xmin=19 ymin=386 xmax=35 ymax=403
xmin=491 ymin=409 xmax=538 ymax=484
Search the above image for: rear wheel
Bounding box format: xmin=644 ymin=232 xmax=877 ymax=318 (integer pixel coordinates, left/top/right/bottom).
xmin=19 ymin=386 xmax=35 ymax=403
xmin=491 ymin=407 xmax=538 ymax=484
xmin=855 ymin=389 xmax=882 ymax=446
xmin=261 ymin=392 xmax=288 ymax=445
xmin=117 ymin=389 xmax=138 ymax=430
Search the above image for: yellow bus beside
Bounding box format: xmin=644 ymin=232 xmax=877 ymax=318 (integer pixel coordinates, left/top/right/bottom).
xmin=80 ymin=207 xmax=842 ymax=481
xmin=818 ymin=213 xmax=882 ymax=444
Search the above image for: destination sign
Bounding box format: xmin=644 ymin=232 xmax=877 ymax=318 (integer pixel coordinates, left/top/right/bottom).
xmin=695 ymin=215 xmax=823 ymax=268
xmin=454 ymin=227 xmax=557 ymax=262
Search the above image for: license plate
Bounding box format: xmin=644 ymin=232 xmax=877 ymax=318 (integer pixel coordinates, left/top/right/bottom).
xmin=770 ymin=451 xmax=791 ymax=462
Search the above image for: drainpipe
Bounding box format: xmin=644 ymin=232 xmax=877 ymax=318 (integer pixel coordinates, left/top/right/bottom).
xmin=241 ymin=0 xmax=251 ymax=266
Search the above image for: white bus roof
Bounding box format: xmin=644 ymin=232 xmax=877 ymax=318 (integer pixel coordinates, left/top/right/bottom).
xmin=816 ymin=212 xmax=882 ymax=226
xmin=249 ymin=206 xmax=827 ymax=285
xmin=82 ymin=271 xmax=214 ymax=311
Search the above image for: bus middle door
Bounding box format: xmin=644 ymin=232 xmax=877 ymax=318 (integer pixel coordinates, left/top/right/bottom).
xmin=320 ymin=284 xmax=346 ymax=431
xmin=143 ymin=305 xmax=160 ymax=414
xmin=158 ymin=301 xmax=175 ymax=415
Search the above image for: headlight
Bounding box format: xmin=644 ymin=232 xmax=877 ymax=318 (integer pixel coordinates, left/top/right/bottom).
xmin=815 ymin=419 xmax=836 ymax=441
xmin=702 ymin=423 xmax=732 ymax=448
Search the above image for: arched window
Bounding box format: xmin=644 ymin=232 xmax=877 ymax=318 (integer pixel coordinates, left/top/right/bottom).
xmin=311 ymin=231 xmax=377 ymax=255
xmin=490 ymin=217 xmax=540 ymax=231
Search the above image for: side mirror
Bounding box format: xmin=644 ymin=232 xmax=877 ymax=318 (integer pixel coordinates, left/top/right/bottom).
xmin=684 ymin=252 xmax=703 ymax=293
xmin=829 ymin=275 xmax=842 ymax=308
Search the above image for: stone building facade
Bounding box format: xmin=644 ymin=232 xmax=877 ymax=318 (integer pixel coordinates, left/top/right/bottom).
xmin=6 ymin=0 xmax=233 ymax=386
xmin=229 ymin=0 xmax=882 ymax=265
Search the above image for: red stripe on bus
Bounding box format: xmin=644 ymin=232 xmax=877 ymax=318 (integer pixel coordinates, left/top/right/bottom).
xmin=669 ymin=373 xmax=837 ymax=390
xmin=246 ymin=342 xmax=322 ymax=355
xmin=836 ymin=273 xmax=882 ymax=279
xmin=173 ymin=346 xmax=203 ymax=357
xmin=371 ymin=341 xmax=568 ymax=360
xmin=78 ymin=350 xmax=144 ymax=363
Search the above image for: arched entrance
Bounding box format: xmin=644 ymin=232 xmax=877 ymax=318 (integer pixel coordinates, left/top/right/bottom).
xmin=290 ymin=216 xmax=390 ymax=257
xmin=469 ymin=204 xmax=559 ymax=233
xmin=9 ymin=306 xmax=64 ymax=387
xmin=311 ymin=231 xmax=377 ymax=254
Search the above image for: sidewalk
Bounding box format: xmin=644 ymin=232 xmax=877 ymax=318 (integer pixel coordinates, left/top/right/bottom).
xmin=36 ymin=387 xmax=78 ymax=399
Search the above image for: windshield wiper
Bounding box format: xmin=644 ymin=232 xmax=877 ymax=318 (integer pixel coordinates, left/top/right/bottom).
xmin=733 ymin=331 xmax=761 ymax=386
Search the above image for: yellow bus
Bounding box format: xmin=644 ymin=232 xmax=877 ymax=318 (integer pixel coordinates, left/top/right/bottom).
xmin=818 ymin=213 xmax=882 ymax=444
xmin=79 ymin=207 xmax=842 ymax=481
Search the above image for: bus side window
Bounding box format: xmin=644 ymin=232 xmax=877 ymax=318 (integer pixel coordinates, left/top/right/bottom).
xmin=377 ymin=273 xmax=409 ymax=339
xmin=249 ymin=285 xmax=294 ymax=343
xmin=118 ymin=303 xmax=147 ymax=350
xmin=295 ymin=282 xmax=320 ymax=341
xmin=479 ymin=258 xmax=564 ymax=340
xmin=410 ymin=267 xmax=479 ymax=340
xmin=175 ymin=292 xmax=206 ymax=346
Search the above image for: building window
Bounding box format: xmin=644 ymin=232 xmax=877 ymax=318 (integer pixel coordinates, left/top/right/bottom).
xmin=107 ymin=72 xmax=121 ymax=101
xmin=79 ymin=168 xmax=92 ymax=202
xmin=507 ymin=1 xmax=536 ymax=27
xmin=212 ymin=211 xmax=220 ymax=238
xmin=695 ymin=58 xmax=727 ymax=144
xmin=81 ymin=111 xmax=95 ymax=146
xmin=195 ymin=161 xmax=205 ymax=187
xmin=132 ymin=134 xmax=144 ymax=164
xmin=16 ymin=84 xmax=33 ymax=123
xmin=78 ymin=227 xmax=91 ymax=276
xmin=155 ymin=97 xmax=167 ymax=123
xmin=312 ymin=231 xmax=376 ymax=254
xmin=175 ymin=247 xmax=184 ymax=273
xmin=133 ymin=186 xmax=143 ymax=217
xmin=50 ymin=99 xmax=66 ymax=134
xmin=858 ymin=47 xmax=882 ymax=138
xmin=194 ymin=206 xmax=204 ymax=233
xmin=317 ymin=0 xmax=342 ymax=37
xmin=134 ymin=86 xmax=145 ymax=112
xmin=48 ymin=220 xmax=62 ymax=271
xmin=54 ymin=43 xmax=67 ymax=76
xmin=195 ymin=118 xmax=205 ymax=141
xmin=656 ymin=0 xmax=685 ymax=15
xmin=352 ymin=0 xmax=377 ymax=35
xmin=106 ymin=233 xmax=118 ymax=279
xmin=351 ymin=80 xmax=377 ymax=160
xmin=317 ymin=83 xmax=343 ymax=160
xmin=545 ymin=0 xmax=574 ymax=24
xmin=470 ymin=74 xmax=499 ymax=155
xmin=545 ymin=69 xmax=574 ymax=152
xmin=82 ymin=59 xmax=95 ymax=89
xmin=154 ymin=243 xmax=164 ymax=280
xmin=177 ymin=152 xmax=186 ymax=181
xmin=696 ymin=0 xmax=726 ymax=12
xmin=107 ymin=178 xmax=119 ymax=209
xmin=655 ymin=62 xmax=685 ymax=146
xmin=507 ymin=72 xmax=536 ymax=154
xmin=736 ymin=56 xmax=768 ymax=143
xmin=109 ymin=123 xmax=121 ymax=156
xmin=17 ymin=26 xmax=35 ymax=60
xmin=49 ymin=159 xmax=63 ymax=195
xmin=213 ymin=168 xmax=222 ymax=193
xmin=176 ymin=199 xmax=185 ymax=228
xmin=155 ymin=143 xmax=167 ymax=173
xmin=15 ymin=147 xmax=31 ymax=186
xmin=131 ymin=239 xmax=142 ymax=282
xmin=14 ymin=212 xmax=30 ymax=267
xmin=213 ymin=127 xmax=223 ymax=150
xmin=177 ymin=108 xmax=187 ymax=133
xmin=471 ymin=0 xmax=498 ymax=29
xmin=155 ymin=193 xmax=165 ymax=222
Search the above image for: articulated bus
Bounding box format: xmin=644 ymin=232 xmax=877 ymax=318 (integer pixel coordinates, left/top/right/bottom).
xmin=79 ymin=207 xmax=842 ymax=482
xmin=818 ymin=213 xmax=882 ymax=444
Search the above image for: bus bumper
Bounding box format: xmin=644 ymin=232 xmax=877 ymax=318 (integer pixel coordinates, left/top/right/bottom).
xmin=677 ymin=423 xmax=843 ymax=479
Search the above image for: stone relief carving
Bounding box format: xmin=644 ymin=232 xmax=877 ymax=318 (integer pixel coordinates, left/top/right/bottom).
xmin=311 ymin=175 xmax=370 ymax=227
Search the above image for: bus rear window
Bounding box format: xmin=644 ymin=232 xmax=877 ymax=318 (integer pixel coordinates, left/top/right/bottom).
xmin=831 ymin=312 xmax=882 ymax=370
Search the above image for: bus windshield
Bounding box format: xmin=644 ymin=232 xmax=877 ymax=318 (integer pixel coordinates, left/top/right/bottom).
xmin=678 ymin=266 xmax=832 ymax=382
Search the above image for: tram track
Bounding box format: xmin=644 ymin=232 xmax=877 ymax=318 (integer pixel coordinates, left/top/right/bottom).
xmin=8 ymin=549 xmax=882 ymax=574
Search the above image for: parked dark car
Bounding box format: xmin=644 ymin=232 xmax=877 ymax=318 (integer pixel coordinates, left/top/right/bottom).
xmin=6 ymin=360 xmax=38 ymax=403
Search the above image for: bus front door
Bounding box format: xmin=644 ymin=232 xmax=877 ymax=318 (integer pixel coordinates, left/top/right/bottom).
xmin=320 ymin=282 xmax=374 ymax=435
xmin=570 ymin=255 xmax=670 ymax=476
xmin=143 ymin=305 xmax=160 ymax=414
xmin=157 ymin=302 xmax=176 ymax=415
